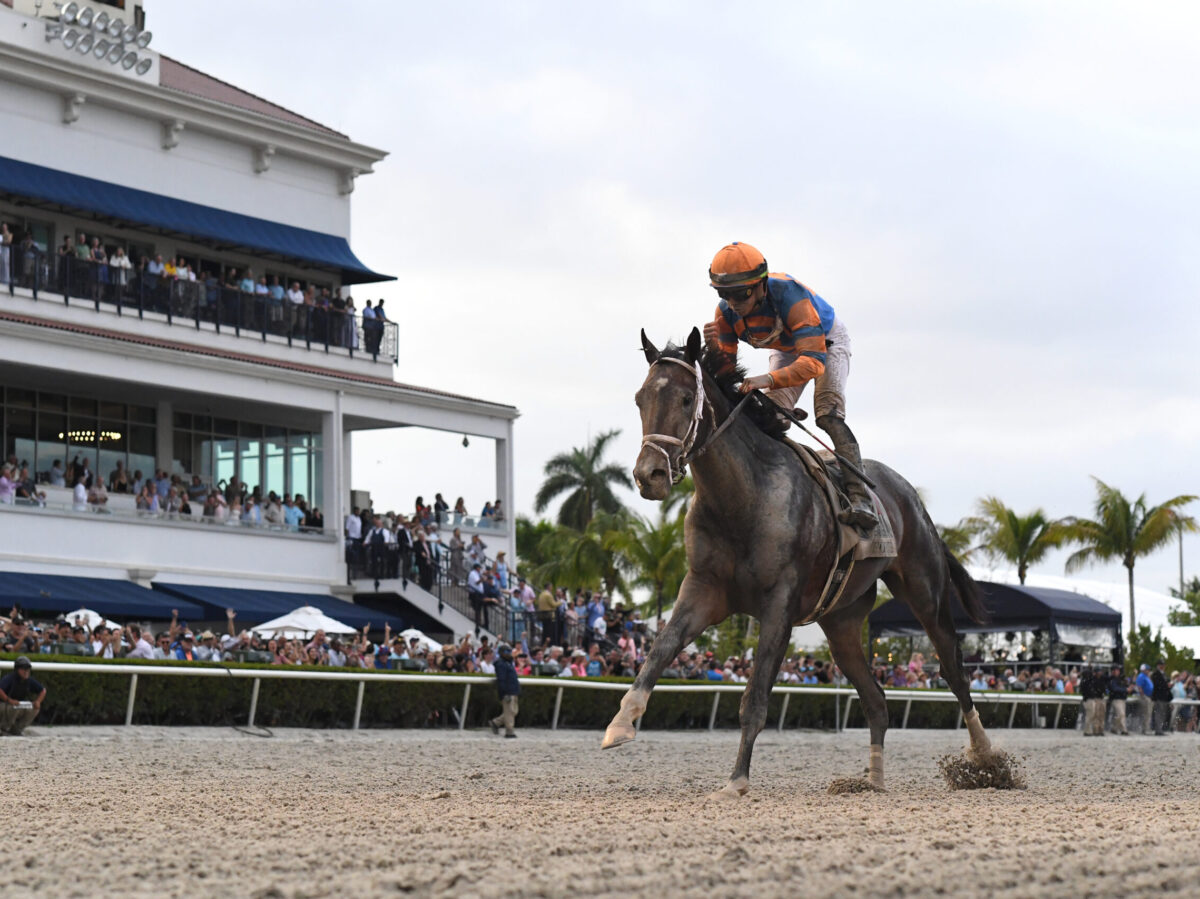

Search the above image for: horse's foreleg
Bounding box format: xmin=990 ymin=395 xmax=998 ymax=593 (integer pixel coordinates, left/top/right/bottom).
xmin=821 ymin=594 xmax=888 ymax=790
xmin=601 ymin=576 xmax=726 ymax=749
xmin=714 ymin=604 xmax=793 ymax=798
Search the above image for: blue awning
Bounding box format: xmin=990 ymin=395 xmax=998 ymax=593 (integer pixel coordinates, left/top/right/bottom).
xmin=153 ymin=583 xmax=379 ymax=630
xmin=0 ymin=155 xmax=393 ymax=285
xmin=0 ymin=573 xmax=203 ymax=620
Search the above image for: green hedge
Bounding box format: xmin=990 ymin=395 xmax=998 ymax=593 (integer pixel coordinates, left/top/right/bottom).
xmin=1 ymin=653 xmax=1082 ymax=730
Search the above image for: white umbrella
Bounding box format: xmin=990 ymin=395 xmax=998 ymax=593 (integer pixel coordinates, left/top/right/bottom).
xmin=64 ymin=608 xmax=121 ymax=631
xmin=251 ymin=606 xmax=356 ymax=640
xmin=399 ymin=628 xmax=441 ymax=652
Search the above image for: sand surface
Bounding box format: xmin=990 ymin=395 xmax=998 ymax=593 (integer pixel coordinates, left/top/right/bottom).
xmin=2 ymin=725 xmax=1198 ymax=897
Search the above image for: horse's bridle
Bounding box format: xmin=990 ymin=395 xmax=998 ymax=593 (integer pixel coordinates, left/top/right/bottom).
xmin=639 ymin=357 xmax=751 ymax=486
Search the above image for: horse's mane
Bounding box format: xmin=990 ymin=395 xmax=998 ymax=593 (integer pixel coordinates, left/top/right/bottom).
xmin=657 ymin=343 xmax=788 ymax=441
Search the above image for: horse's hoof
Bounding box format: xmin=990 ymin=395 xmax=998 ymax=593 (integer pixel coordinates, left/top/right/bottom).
xmin=601 ymin=724 xmax=636 ymax=750
xmin=707 ymin=779 xmax=748 ymax=801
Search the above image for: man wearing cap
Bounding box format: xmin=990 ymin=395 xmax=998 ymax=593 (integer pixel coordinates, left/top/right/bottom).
xmin=702 ymin=241 xmax=877 ymax=530
xmin=488 ymin=644 xmax=521 ymax=738
xmin=174 ymin=633 xmax=197 ymax=661
xmin=0 ymin=657 xmax=46 ymax=735
xmin=1106 ymin=664 xmax=1129 ymax=734
xmin=1134 ymin=663 xmax=1154 ymax=734
xmin=193 ymin=631 xmax=220 ymax=662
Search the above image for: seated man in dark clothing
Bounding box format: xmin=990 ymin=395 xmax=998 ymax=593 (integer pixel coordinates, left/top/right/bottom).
xmin=0 ymin=657 xmax=46 ymax=735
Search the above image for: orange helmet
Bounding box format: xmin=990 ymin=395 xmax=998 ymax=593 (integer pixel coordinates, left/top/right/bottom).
xmin=708 ymin=242 xmax=768 ymax=289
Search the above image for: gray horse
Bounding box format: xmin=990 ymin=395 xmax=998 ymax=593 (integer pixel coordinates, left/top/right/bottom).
xmin=601 ymin=328 xmax=997 ymax=795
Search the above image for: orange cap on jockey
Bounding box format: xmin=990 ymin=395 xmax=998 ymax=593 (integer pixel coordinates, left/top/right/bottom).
xmin=708 ymin=242 xmax=768 ymax=288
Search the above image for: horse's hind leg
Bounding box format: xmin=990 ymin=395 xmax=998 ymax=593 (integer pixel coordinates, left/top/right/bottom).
xmin=884 ymin=572 xmax=992 ymax=760
xmin=714 ymin=604 xmax=794 ymax=799
xmin=602 ymin=575 xmax=726 ymax=749
xmin=820 ymin=587 xmax=888 ymax=790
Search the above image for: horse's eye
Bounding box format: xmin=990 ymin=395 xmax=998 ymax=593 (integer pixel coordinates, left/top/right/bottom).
xmin=682 ymin=394 xmax=693 ymax=407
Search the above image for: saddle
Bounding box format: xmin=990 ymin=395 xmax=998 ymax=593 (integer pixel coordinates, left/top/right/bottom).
xmin=781 ymin=438 xmax=897 ymax=624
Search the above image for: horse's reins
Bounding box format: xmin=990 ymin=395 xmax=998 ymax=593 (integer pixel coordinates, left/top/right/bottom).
xmin=640 ymin=357 xmax=751 ymax=485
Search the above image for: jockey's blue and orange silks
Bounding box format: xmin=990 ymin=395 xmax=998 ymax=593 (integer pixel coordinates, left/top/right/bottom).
xmin=711 ymin=273 xmax=835 ymax=389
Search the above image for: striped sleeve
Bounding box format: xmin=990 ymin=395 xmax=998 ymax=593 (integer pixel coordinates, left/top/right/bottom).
xmin=711 ymin=305 xmax=739 ymax=374
xmin=768 ymin=297 xmax=826 ymax=388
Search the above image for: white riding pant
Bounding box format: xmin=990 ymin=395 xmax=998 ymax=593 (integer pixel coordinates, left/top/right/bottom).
xmin=767 ymin=316 xmax=851 ymax=421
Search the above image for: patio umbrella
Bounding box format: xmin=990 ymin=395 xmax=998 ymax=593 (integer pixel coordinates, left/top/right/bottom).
xmin=399 ymin=628 xmax=441 ymax=652
xmin=251 ymin=606 xmax=356 ymax=639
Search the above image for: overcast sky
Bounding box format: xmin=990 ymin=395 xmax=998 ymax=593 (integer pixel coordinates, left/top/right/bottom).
xmin=154 ymin=1 xmax=1199 ymax=603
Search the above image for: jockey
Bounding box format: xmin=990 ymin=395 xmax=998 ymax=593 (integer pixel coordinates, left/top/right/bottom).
xmin=702 ymin=241 xmax=878 ymax=531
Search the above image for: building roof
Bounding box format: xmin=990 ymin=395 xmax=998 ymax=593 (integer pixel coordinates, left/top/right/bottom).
xmin=0 ymin=309 xmax=518 ymax=414
xmin=158 ymin=55 xmax=347 ymax=138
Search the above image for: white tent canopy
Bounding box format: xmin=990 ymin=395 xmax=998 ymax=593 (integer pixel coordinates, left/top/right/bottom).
xmin=64 ymin=608 xmax=121 ymax=631
xmin=399 ymin=628 xmax=442 ymax=652
xmin=251 ymin=606 xmax=356 ymax=639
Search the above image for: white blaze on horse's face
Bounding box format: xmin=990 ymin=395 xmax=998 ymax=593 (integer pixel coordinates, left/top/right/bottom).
xmin=633 ymin=362 xmax=698 ymax=501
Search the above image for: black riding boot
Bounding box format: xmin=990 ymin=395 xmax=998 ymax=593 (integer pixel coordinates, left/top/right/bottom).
xmin=816 ymin=415 xmax=878 ymax=531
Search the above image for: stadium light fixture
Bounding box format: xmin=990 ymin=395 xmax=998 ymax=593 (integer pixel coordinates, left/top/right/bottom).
xmin=76 ymin=6 xmax=93 ymax=28
xmin=93 ymin=11 xmax=109 ymax=32
xmin=106 ymin=43 xmax=123 ymax=64
xmin=135 ymin=30 xmax=153 ymax=50
xmin=92 ymin=38 xmax=110 ymax=58
xmin=121 ymin=24 xmax=137 ymax=44
xmin=135 ymin=57 xmax=152 ymax=76
xmin=61 ymin=27 xmax=79 ymax=49
xmin=76 ymin=31 xmax=94 ymax=54
xmin=120 ymin=51 xmax=137 ymax=70
xmin=107 ymin=19 xmax=124 ymax=40
xmin=60 ymin=2 xmax=80 ymax=25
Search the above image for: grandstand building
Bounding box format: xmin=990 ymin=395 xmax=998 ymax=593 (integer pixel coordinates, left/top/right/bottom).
xmin=0 ymin=0 xmax=517 ymax=639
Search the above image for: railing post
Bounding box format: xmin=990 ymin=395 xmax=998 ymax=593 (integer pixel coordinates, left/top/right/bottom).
xmin=708 ymin=691 xmax=720 ymax=732
xmin=305 ymin=305 xmax=312 ymax=350
xmin=551 ymin=686 xmax=563 ymax=730
xmin=902 ymin=697 xmax=913 ymax=729
xmin=234 ymin=289 xmax=241 ymax=337
xmin=459 ymin=683 xmax=471 ymax=731
xmin=195 ymin=286 xmax=201 ymax=330
xmin=93 ymin=263 xmax=100 ymax=312
xmin=842 ymin=694 xmax=854 ymax=730
xmin=777 ymin=691 xmax=790 ymax=732
xmin=137 ymin=271 xmax=145 ymax=319
xmin=1008 ymin=701 xmax=1017 ymax=728
xmin=165 ymin=280 xmax=172 ymax=325
xmin=124 ymin=672 xmax=138 ymax=726
xmin=353 ymin=680 xmax=365 ymax=730
xmin=248 ymin=677 xmax=261 ymax=727
xmin=260 ymin=296 xmax=267 ymax=343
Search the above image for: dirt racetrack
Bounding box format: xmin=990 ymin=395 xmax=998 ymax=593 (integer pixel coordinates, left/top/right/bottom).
xmin=3 ymin=725 xmax=1198 ymax=897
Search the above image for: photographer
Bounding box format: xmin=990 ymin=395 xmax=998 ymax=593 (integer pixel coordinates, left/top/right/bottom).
xmin=0 ymin=657 xmax=46 ymax=736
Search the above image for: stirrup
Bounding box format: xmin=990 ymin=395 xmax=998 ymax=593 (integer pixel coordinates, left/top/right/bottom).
xmin=839 ymin=503 xmax=878 ymax=531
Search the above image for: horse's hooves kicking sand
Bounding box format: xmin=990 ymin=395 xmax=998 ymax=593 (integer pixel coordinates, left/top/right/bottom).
xmin=938 ymin=750 xmax=1026 ymax=790
xmin=707 ymin=778 xmax=749 ymax=801
xmin=827 ymin=777 xmax=885 ymax=795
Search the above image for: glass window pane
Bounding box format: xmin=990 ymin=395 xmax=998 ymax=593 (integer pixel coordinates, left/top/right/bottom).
xmin=239 ymin=422 xmax=263 ymax=439
xmin=6 ymin=388 xmax=35 ymax=407
xmin=264 ymin=451 xmax=285 ymax=498
xmin=69 ymin=396 xmax=97 ymax=416
xmin=100 ymin=402 xmax=126 ymax=420
xmin=193 ymin=434 xmax=213 ymax=480
xmin=38 ymin=392 xmax=67 ymax=412
xmin=4 ymin=407 xmax=35 ymax=471
xmin=172 ymin=428 xmax=192 ymax=475
xmin=239 ymin=437 xmax=260 ymax=493
xmin=173 ymin=412 xmax=192 ymax=429
xmin=36 ymin=412 xmax=67 ymax=479
xmin=98 ymin=422 xmax=128 ymax=489
xmin=66 ymin=415 xmax=97 ymax=484
xmin=288 ymin=446 xmax=309 ymax=501
xmin=214 ymin=437 xmax=237 ymax=488
xmin=310 ymin=449 xmax=323 ymax=510
xmin=192 ymin=414 xmax=212 ymax=431
xmin=214 ymin=418 xmax=237 ymax=436
xmin=129 ymin=405 xmax=155 ymax=425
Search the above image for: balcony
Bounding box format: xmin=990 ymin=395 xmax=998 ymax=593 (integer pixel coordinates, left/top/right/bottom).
xmin=3 ymin=251 xmax=398 ymax=365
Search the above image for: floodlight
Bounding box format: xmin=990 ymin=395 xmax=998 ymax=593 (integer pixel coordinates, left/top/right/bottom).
xmin=120 ymin=51 xmax=137 ymax=70
xmin=122 ymin=25 xmax=136 ymax=43
xmin=61 ymin=2 xmax=80 ymax=24
xmin=61 ymin=27 xmax=80 ymax=49
xmin=76 ymin=31 xmax=94 ymax=54
xmin=107 ymin=19 xmax=124 ymax=39
xmin=135 ymin=30 xmax=153 ymax=49
xmin=93 ymin=11 xmax=109 ymax=31
xmin=107 ymin=44 xmax=123 ymax=64
xmin=135 ymin=57 xmax=153 ymax=76
xmin=77 ymin=6 xmax=93 ymax=28
xmin=92 ymin=38 xmax=110 ymax=58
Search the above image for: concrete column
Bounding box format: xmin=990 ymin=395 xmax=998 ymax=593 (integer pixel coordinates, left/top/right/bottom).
xmin=321 ymin=393 xmax=346 ymax=580
xmin=155 ymin=400 xmax=173 ymax=474
xmin=494 ymin=420 xmax=516 ymax=562
xmin=342 ymin=430 xmax=353 ymax=515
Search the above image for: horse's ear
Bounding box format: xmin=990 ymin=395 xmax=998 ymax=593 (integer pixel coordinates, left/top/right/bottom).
xmin=640 ymin=329 xmax=659 ymax=365
xmin=685 ymin=326 xmax=703 ymax=363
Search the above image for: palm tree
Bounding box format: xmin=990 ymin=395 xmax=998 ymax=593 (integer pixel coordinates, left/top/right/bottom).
xmin=965 ymin=497 xmax=1068 ymax=584
xmin=534 ymin=429 xmax=632 ymax=530
xmin=1061 ymin=478 xmax=1197 ymax=629
xmin=529 ymin=510 xmax=630 ymax=600
xmin=609 ymin=510 xmax=688 ymax=625
xmin=937 ymin=519 xmax=979 ymax=565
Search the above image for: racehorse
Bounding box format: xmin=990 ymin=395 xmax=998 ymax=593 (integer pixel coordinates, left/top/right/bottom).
xmin=601 ymin=327 xmax=997 ymax=796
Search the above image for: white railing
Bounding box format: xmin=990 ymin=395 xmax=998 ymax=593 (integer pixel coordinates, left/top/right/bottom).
xmin=8 ymin=659 xmax=1194 ymax=732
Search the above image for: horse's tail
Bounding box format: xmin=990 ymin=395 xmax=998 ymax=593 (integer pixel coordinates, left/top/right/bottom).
xmin=942 ymin=542 xmax=989 ymax=625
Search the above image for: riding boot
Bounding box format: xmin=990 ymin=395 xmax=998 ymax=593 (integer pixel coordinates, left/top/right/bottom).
xmin=816 ymin=415 xmax=878 ymax=532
